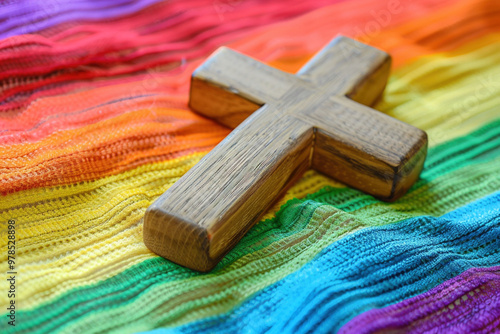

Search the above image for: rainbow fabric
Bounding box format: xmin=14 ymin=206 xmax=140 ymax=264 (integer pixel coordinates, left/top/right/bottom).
xmin=1 ymin=0 xmax=499 ymax=333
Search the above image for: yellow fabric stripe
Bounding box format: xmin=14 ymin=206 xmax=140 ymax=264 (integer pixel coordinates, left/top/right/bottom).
xmin=382 ymin=33 xmax=500 ymax=145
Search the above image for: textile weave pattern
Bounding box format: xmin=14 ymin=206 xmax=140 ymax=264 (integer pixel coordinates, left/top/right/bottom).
xmin=0 ymin=0 xmax=499 ymax=333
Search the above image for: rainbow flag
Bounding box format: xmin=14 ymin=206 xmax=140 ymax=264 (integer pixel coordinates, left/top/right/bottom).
xmin=1 ymin=0 xmax=499 ymax=333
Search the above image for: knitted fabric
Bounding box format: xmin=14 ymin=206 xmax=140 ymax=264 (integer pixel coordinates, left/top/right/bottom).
xmin=0 ymin=0 xmax=499 ymax=333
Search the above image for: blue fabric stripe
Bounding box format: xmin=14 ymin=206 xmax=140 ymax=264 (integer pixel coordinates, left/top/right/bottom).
xmin=144 ymin=191 xmax=500 ymax=333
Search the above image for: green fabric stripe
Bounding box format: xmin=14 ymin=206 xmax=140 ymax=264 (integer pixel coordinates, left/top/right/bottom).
xmin=5 ymin=118 xmax=500 ymax=334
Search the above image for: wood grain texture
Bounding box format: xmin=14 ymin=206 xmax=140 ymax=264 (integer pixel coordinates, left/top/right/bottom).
xmin=144 ymin=35 xmax=428 ymax=272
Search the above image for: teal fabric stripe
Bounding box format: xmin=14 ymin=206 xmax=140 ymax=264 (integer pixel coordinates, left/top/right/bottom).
xmin=147 ymin=190 xmax=500 ymax=334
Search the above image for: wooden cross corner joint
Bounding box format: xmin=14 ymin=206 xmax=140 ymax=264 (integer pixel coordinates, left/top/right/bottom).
xmin=144 ymin=35 xmax=428 ymax=272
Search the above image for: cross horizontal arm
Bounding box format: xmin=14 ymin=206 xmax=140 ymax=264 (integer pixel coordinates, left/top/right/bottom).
xmin=305 ymin=96 xmax=427 ymax=200
xmin=189 ymin=35 xmax=391 ymax=129
xmin=189 ymin=47 xmax=295 ymax=128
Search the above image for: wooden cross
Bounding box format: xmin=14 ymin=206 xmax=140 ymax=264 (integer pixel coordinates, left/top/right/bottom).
xmin=144 ymin=36 xmax=427 ymax=272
